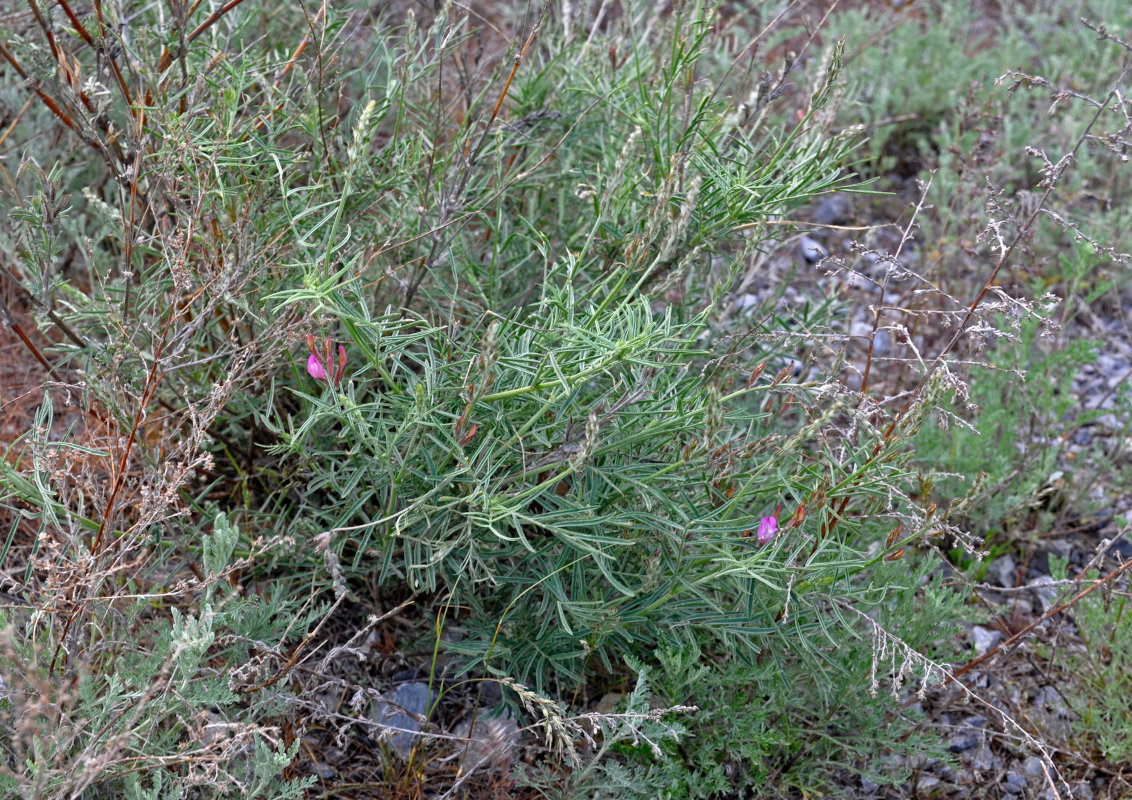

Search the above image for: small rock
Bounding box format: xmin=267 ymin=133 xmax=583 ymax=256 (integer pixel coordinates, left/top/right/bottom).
xmin=1106 ymin=367 xmax=1131 ymax=390
xmin=800 ymin=236 xmax=828 ymax=264
xmin=733 ymin=293 xmax=760 ymax=313
xmin=1072 ymin=780 xmax=1095 ymax=799
xmin=595 ymin=692 xmax=624 ymax=714
xmin=949 ymin=731 xmax=981 ymax=753
xmin=1110 ymin=536 xmax=1132 ymax=561
xmin=971 ymin=625 xmax=1002 ymax=657
xmin=1028 ymin=575 xmax=1059 ymax=613
xmin=1033 ymin=685 xmax=1066 ymax=712
xmin=371 ymin=682 xmax=435 ymax=759
xmin=1096 ymin=354 xmax=1122 ymax=376
xmin=993 ymin=554 xmax=1017 ymax=587
xmin=813 ymin=194 xmax=852 ymax=225
xmin=1003 ymin=770 xmax=1027 ymax=794
xmin=1022 ymin=756 xmax=1046 ymax=778
xmin=970 ymin=740 xmax=995 ymax=771
xmin=916 ymin=775 xmax=941 ymax=793
xmin=860 ymin=775 xmax=879 ymax=794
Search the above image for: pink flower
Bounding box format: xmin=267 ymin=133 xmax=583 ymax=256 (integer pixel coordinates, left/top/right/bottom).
xmin=306 ymin=334 xmax=347 ymax=386
xmin=307 ymin=353 xmax=328 ymax=380
xmin=757 ymin=516 xmax=777 ymax=545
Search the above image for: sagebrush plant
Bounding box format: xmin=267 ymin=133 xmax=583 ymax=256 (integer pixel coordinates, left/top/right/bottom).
xmin=4 ymin=0 xmax=1123 ymax=797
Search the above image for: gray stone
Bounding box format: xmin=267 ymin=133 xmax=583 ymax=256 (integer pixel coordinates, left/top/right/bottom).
xmin=1003 ymin=770 xmax=1027 ymax=794
xmin=916 ymin=775 xmax=941 ymax=793
xmin=813 ymin=194 xmax=852 ymax=225
xmin=970 ymin=740 xmax=995 ymax=771
xmin=370 ymin=682 xmax=435 ymax=759
xmin=800 ymin=236 xmax=828 ymax=264
xmin=949 ymin=730 xmax=981 ymax=753
xmin=1022 ymin=756 xmax=1046 ymax=777
xmin=1028 ymin=575 xmax=1060 ymax=612
xmin=971 ymin=624 xmax=1002 ymax=657
xmin=993 ymin=553 xmax=1017 ymax=587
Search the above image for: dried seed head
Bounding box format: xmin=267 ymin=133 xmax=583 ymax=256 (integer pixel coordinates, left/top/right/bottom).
xmin=657 ymin=175 xmax=701 ymax=263
xmin=608 ymin=126 xmax=641 ymax=195
xmin=476 ymin=320 xmax=500 ymax=386
xmin=572 ymin=411 xmax=601 ymax=470
xmin=703 ymin=383 xmax=723 ymax=447
xmin=644 ymin=155 xmax=682 ymax=246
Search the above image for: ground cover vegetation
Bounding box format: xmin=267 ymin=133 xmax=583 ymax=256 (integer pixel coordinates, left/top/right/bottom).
xmin=0 ymin=0 xmax=1130 ymax=797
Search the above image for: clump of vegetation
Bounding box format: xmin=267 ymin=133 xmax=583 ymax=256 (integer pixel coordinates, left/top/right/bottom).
xmin=1 ymin=1 xmax=1131 ymax=798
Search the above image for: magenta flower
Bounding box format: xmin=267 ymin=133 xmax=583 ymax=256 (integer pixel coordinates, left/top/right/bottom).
xmin=307 ymin=353 xmax=328 ymax=380
xmin=306 ymin=334 xmax=347 ymax=386
xmin=757 ymin=515 xmax=777 ymax=545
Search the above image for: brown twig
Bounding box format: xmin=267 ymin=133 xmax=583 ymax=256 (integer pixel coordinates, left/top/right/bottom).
xmin=90 ymin=0 xmax=135 ymax=109
xmin=0 ymin=40 xmax=80 ymax=133
xmin=56 ymin=0 xmax=93 ymax=45
xmin=48 ymin=274 xmax=201 ymax=674
xmin=26 ymin=0 xmax=60 ymax=60
xmin=155 ymin=0 xmax=256 ymax=74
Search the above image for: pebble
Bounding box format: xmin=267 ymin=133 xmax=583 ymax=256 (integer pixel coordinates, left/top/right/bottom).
xmin=1003 ymin=770 xmax=1027 ymax=794
xmin=370 ymin=682 xmax=435 ymax=759
xmin=733 ymin=293 xmax=761 ymax=313
xmin=916 ymin=775 xmax=941 ymax=793
xmin=1028 ymin=575 xmax=1059 ymax=612
xmin=1110 ymin=536 xmax=1132 ymax=561
xmin=813 ymin=194 xmax=852 ymax=225
xmin=949 ymin=730 xmax=981 ymax=753
xmin=1034 ymin=685 xmax=1072 ymax=725
xmin=969 ymin=740 xmax=996 ymax=771
xmin=971 ymin=624 xmax=1002 ymax=656
xmin=993 ymin=553 xmax=1017 ymax=587
xmin=1022 ymin=756 xmax=1046 ymax=778
xmin=800 ymin=236 xmax=829 ymax=263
